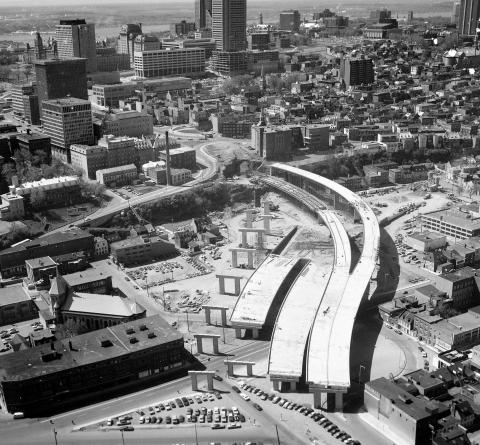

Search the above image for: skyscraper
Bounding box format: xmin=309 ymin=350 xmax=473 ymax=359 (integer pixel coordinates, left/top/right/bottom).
xmin=340 ymin=57 xmax=374 ymax=87
xmin=41 ymin=98 xmax=94 ymax=162
xmin=458 ymin=0 xmax=480 ymax=35
xmin=55 ymin=19 xmax=97 ymax=73
xmin=279 ymin=10 xmax=301 ymax=32
xmin=195 ymin=0 xmax=212 ymax=30
xmin=35 ymin=58 xmax=88 ymax=114
xmin=212 ymin=0 xmax=247 ymax=52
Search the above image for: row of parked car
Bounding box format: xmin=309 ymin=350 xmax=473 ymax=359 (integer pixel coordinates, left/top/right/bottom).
xmin=239 ymin=382 xmax=361 ymax=445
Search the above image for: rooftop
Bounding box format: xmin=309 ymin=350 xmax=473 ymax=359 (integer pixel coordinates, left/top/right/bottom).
xmin=110 ymin=235 xmax=169 ymax=250
xmin=367 ymin=377 xmax=448 ymax=421
xmin=0 ymin=283 xmax=30 ymax=306
xmin=423 ymin=209 xmax=480 ymax=232
xmin=62 ymin=292 xmax=146 ymax=317
xmin=25 ymin=256 xmax=57 ymax=270
xmin=62 ymin=268 xmax=110 ymax=287
xmin=0 ymin=315 xmax=182 ymax=382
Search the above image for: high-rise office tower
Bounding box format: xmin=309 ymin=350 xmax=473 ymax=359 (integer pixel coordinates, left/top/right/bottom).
xmin=55 ymin=19 xmax=97 ymax=73
xmin=279 ymin=10 xmax=301 ymax=32
xmin=42 ymin=98 xmax=94 ymax=162
xmin=195 ymin=0 xmax=212 ymax=30
xmin=458 ymin=0 xmax=480 ymax=35
xmin=35 ymin=58 xmax=88 ymax=114
xmin=212 ymin=0 xmax=247 ymax=52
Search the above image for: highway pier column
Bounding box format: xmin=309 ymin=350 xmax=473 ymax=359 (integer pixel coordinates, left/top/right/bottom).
xmin=224 ymin=360 xmax=255 ymax=377
xmin=203 ymin=305 xmax=228 ymax=326
xmin=193 ymin=334 xmax=221 ymax=355
xmin=216 ymin=274 xmax=242 ymax=295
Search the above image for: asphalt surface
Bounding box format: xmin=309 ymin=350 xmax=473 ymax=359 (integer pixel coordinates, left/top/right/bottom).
xmin=0 ymin=341 xmax=304 ymax=445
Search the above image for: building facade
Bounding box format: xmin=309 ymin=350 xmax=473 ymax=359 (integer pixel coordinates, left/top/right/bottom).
xmin=35 ymin=58 xmax=88 ymax=114
xmin=279 ymin=10 xmax=301 ymax=32
xmin=212 ymin=0 xmax=247 ymax=52
xmin=133 ymin=48 xmax=206 ymax=78
xmin=0 ymin=315 xmax=186 ymax=415
xmin=341 ymin=57 xmax=374 ymax=87
xmin=195 ymin=0 xmax=212 ymax=30
xmin=55 ymin=19 xmax=97 ymax=73
xmin=41 ymin=98 xmax=94 ymax=162
xmin=110 ymin=235 xmax=177 ymax=266
xmin=96 ymin=164 xmax=138 ymax=187
xmin=458 ymin=0 xmax=480 ymax=35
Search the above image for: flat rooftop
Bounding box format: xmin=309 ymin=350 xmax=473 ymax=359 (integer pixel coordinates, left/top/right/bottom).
xmin=230 ymin=255 xmax=302 ymax=329
xmin=0 ymin=315 xmax=182 ymax=382
xmin=423 ymin=209 xmax=480 ymax=231
xmin=0 ymin=283 xmax=30 ymax=306
xmin=367 ymin=377 xmax=448 ymax=421
xmin=63 ymin=268 xmax=111 ymax=287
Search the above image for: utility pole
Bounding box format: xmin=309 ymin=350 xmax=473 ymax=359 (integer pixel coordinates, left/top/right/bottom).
xmin=275 ymin=424 xmax=281 ymax=445
xmin=194 ymin=423 xmax=199 ymax=445
xmin=49 ymin=420 xmax=58 ymax=445
xmin=186 ymin=310 xmax=190 ymax=332
xmin=120 ymin=429 xmax=126 ymax=445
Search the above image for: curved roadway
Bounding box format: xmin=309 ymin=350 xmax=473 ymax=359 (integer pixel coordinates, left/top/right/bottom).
xmin=45 ymin=144 xmax=217 ymax=234
xmin=268 ymin=164 xmax=380 ymax=391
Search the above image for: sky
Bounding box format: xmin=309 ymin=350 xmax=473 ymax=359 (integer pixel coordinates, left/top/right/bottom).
xmin=0 ymin=0 xmax=192 ymax=6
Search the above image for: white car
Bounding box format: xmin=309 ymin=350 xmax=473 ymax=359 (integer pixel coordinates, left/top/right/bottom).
xmin=240 ymin=393 xmax=250 ymax=401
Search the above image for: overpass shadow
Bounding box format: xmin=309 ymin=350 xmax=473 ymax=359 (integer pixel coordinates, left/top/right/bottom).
xmin=346 ymin=227 xmax=400 ymax=413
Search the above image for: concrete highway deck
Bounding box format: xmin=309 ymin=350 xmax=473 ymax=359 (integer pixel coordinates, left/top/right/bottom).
xmin=229 ymin=255 xmax=302 ymax=329
xmin=268 ymin=164 xmax=380 ymax=391
xmin=268 ymin=210 xmax=349 ymax=381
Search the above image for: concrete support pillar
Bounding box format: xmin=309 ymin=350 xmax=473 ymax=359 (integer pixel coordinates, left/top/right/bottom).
xmin=247 ymin=251 xmax=254 ymax=268
xmin=227 ymin=363 xmax=234 ymax=377
xmin=272 ymin=379 xmax=281 ymax=391
xmin=234 ymin=277 xmax=241 ymax=295
xmin=218 ymin=276 xmax=226 ymax=294
xmin=220 ymin=308 xmax=227 ymax=326
xmin=257 ymin=232 xmax=264 ymax=249
xmin=235 ymin=328 xmax=242 ymax=339
xmin=207 ymin=374 xmax=214 ymax=391
xmin=212 ymin=337 xmax=219 ymax=354
xmin=332 ymin=194 xmax=337 ymax=209
xmin=263 ymin=215 xmax=271 ymax=233
xmin=232 ymin=251 xmax=238 ymax=268
xmin=204 ymin=307 xmax=211 ymax=325
xmin=246 ymin=364 xmax=253 ymax=376
xmin=196 ymin=336 xmax=203 ymax=354
xmin=264 ymin=201 xmax=270 ymax=215
xmin=335 ymin=393 xmax=343 ymax=411
xmin=245 ymin=209 xmax=253 ymax=228
xmin=290 ymin=381 xmax=297 ymax=392
xmin=241 ymin=231 xmax=248 ymax=247
xmin=252 ymin=328 xmax=259 ymax=339
xmin=326 ymin=393 xmax=336 ymax=412
xmin=312 ymin=391 xmax=322 ymax=409
xmin=190 ymin=373 xmax=198 ymax=391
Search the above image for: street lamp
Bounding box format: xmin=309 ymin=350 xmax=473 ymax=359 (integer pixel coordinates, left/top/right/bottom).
xmin=358 ymin=364 xmax=366 ymax=384
xmin=49 ymin=420 xmax=58 ymax=445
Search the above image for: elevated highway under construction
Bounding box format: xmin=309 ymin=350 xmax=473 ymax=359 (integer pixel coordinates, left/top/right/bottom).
xmin=229 ymin=164 xmax=380 ymax=411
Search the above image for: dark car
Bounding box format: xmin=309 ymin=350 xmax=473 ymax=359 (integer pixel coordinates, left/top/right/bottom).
xmin=175 ymin=398 xmax=184 ymax=407
xmin=252 ymin=403 xmax=262 ymax=411
xmin=213 ymin=375 xmax=223 ymax=381
xmin=215 ymin=392 xmax=222 ymax=399
xmin=181 ymin=397 xmax=189 ymax=406
xmin=121 ymin=426 xmax=134 ymax=432
xmin=165 ymin=416 xmax=172 ymax=424
xmin=211 ymin=423 xmax=225 ymax=430
xmin=178 ymin=415 xmax=185 ymax=423
xmin=232 ymin=386 xmax=241 ymax=393
xmin=239 ymin=414 xmax=246 ymax=422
